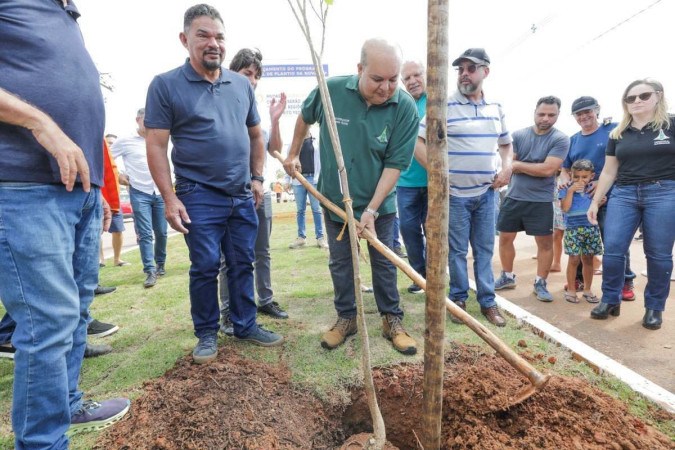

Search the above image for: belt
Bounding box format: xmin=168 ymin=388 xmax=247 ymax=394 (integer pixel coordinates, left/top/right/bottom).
xmin=301 ymin=173 xmax=314 ymax=176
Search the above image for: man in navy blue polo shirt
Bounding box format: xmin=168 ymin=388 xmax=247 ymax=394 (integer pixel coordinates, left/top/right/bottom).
xmin=145 ymin=4 xmax=284 ymax=365
xmin=0 ymin=2 xmax=130 ymax=448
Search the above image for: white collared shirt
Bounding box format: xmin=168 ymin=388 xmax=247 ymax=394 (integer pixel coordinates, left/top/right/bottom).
xmin=110 ymin=134 xmax=159 ymax=195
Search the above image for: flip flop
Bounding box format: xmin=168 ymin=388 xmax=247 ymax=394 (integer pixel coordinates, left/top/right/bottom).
xmin=564 ymin=291 xmax=579 ymax=304
xmin=115 ymin=261 xmax=131 ymax=267
xmin=582 ymin=293 xmax=600 ymax=304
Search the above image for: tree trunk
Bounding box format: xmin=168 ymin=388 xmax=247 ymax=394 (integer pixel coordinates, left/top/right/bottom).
xmin=422 ymin=1 xmax=449 ymax=449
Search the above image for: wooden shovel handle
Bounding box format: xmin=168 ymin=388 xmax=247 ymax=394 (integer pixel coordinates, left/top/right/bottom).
xmin=273 ymin=152 xmax=548 ymax=387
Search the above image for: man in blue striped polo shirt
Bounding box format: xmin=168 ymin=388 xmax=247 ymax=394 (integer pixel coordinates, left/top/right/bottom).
xmin=417 ymin=48 xmax=513 ymax=327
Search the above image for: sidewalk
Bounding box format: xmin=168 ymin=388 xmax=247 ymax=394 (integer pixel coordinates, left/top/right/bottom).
xmin=476 ymin=234 xmax=674 ymax=394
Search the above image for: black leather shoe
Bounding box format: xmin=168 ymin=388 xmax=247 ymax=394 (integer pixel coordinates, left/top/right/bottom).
xmin=258 ymin=301 xmax=289 ymax=319
xmin=449 ymin=300 xmax=466 ymax=324
xmin=94 ymin=285 xmax=116 ymax=296
xmin=156 ymin=264 xmax=166 ymax=276
xmin=84 ymin=342 xmax=112 ymax=358
xmin=642 ymin=309 xmax=663 ymax=330
xmin=590 ymin=302 xmax=621 ymax=320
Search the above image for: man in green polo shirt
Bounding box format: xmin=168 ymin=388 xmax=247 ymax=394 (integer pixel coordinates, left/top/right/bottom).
xmin=283 ymin=38 xmax=419 ymax=355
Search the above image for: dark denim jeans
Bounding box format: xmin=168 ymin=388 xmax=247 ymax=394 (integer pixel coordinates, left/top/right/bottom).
xmin=0 ymin=183 xmax=101 ymax=449
xmin=325 ymin=213 xmax=403 ymax=319
xmin=177 ymin=182 xmax=258 ymax=338
xmin=129 ymin=186 xmax=167 ymax=274
xmin=0 ymin=312 xmax=15 ymax=344
xmin=220 ymin=191 xmax=274 ymax=313
xmin=448 ymin=188 xmax=497 ymax=308
xmin=396 ymin=186 xmax=428 ymax=278
xmin=601 ymin=180 xmax=675 ymax=310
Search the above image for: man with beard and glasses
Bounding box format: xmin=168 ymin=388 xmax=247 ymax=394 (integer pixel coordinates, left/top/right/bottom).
xmin=416 ymin=48 xmax=513 ymax=327
xmin=145 ymin=4 xmax=284 ymax=365
xmin=495 ymin=96 xmax=570 ymax=302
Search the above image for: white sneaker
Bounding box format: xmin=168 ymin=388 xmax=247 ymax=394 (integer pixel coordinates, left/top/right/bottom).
xmin=316 ymin=237 xmax=329 ymax=249
xmin=288 ymin=237 xmax=306 ymax=249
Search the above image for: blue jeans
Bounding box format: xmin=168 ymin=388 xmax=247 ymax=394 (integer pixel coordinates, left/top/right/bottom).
xmin=601 ymin=180 xmax=675 ymax=310
xmin=177 ymin=182 xmax=258 ymax=338
xmin=0 ymin=183 xmax=101 ymax=450
xmin=396 ymin=186 xmax=428 ymax=277
xmin=392 ymin=212 xmax=402 ymax=249
xmin=129 ymin=186 xmax=167 ymax=274
xmin=220 ymin=191 xmax=274 ymax=312
xmin=596 ymin=204 xmax=635 ymax=283
xmin=325 ymin=213 xmax=403 ymax=318
xmin=448 ymin=189 xmax=497 ymax=308
xmin=0 ymin=311 xmax=15 ymax=344
xmin=292 ymin=175 xmax=324 ymax=239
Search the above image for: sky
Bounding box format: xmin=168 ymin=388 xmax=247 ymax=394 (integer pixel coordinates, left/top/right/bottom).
xmin=77 ymin=0 xmax=674 ymax=177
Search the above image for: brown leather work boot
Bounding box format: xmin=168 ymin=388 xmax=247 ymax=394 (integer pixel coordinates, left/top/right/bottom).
xmin=382 ymin=314 xmax=417 ymax=355
xmin=321 ymin=317 xmax=357 ymax=350
xmin=480 ymin=305 xmax=506 ymax=327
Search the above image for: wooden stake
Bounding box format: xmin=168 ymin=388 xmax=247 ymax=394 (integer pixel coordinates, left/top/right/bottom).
xmin=422 ymin=1 xmax=450 ymax=448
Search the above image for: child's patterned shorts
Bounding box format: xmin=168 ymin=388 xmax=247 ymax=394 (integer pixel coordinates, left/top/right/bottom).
xmin=564 ymin=225 xmax=604 ymax=256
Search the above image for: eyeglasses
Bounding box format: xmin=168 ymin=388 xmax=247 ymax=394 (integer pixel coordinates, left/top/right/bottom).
xmin=455 ymin=64 xmax=485 ymax=75
xmin=624 ymin=91 xmax=659 ymax=104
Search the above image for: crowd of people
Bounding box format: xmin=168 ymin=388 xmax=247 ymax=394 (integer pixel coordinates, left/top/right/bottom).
xmin=1 ymin=2 xmax=673 ymax=448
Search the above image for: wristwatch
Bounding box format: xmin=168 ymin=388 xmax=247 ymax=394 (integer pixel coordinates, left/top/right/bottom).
xmin=364 ymin=207 xmax=379 ymax=219
xmin=251 ymin=175 xmax=264 ymax=183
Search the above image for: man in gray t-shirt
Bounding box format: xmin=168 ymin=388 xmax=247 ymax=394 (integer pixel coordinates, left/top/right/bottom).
xmin=495 ymin=96 xmax=570 ymax=302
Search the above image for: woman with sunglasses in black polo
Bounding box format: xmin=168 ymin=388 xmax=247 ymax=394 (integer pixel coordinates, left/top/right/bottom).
xmin=587 ymin=78 xmax=675 ymax=330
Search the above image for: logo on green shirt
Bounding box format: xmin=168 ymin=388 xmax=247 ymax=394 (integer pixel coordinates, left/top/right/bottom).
xmin=377 ymin=126 xmax=388 ymax=144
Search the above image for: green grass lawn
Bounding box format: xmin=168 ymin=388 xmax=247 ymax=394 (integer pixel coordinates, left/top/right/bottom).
xmin=0 ymin=201 xmax=672 ymax=448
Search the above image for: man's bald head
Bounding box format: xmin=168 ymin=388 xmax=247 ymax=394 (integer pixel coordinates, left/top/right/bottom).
xmin=357 ymin=39 xmax=402 ymax=106
xmin=359 ymin=38 xmax=402 ymax=67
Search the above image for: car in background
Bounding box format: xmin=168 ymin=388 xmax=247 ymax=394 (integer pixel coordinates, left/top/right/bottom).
xmin=119 ymin=188 xmax=133 ymax=219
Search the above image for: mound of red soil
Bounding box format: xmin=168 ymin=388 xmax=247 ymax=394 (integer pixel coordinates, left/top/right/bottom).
xmin=95 ymin=352 xmax=344 ymax=449
xmin=344 ymin=345 xmax=674 ymax=449
xmin=96 ymin=345 xmax=674 ymax=450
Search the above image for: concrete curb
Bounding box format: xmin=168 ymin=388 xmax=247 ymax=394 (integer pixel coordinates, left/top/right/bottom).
xmin=468 ymin=279 xmax=675 ymax=413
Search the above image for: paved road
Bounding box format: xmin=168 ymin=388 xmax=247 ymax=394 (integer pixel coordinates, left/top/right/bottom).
xmin=479 ymin=234 xmax=674 ymax=393
xmin=100 ymin=217 xmax=141 ymax=264
xmin=102 ymin=217 xmax=674 ymax=393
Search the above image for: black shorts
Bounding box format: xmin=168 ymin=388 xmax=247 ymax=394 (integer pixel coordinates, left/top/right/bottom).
xmin=497 ymin=198 xmax=553 ymax=236
xmin=108 ymin=211 xmax=125 ymax=233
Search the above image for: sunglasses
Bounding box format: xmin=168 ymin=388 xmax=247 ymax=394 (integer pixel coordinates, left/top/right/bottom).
xmin=455 ymin=64 xmax=485 ymax=75
xmin=624 ymin=91 xmax=659 ymax=104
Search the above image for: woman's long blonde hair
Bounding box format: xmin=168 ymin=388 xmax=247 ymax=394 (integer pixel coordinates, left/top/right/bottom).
xmin=610 ymin=78 xmax=670 ymax=139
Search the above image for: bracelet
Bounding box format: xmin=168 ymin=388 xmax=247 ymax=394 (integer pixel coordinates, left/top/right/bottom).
xmin=251 ymin=175 xmax=264 ymax=183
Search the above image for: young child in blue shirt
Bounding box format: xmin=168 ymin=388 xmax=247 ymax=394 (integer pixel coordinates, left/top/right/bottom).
xmin=560 ymin=159 xmax=605 ymax=303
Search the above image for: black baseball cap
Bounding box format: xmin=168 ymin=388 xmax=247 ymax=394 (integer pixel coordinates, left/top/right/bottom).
xmin=571 ymin=96 xmax=599 ymax=114
xmin=452 ymin=48 xmax=490 ymax=67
